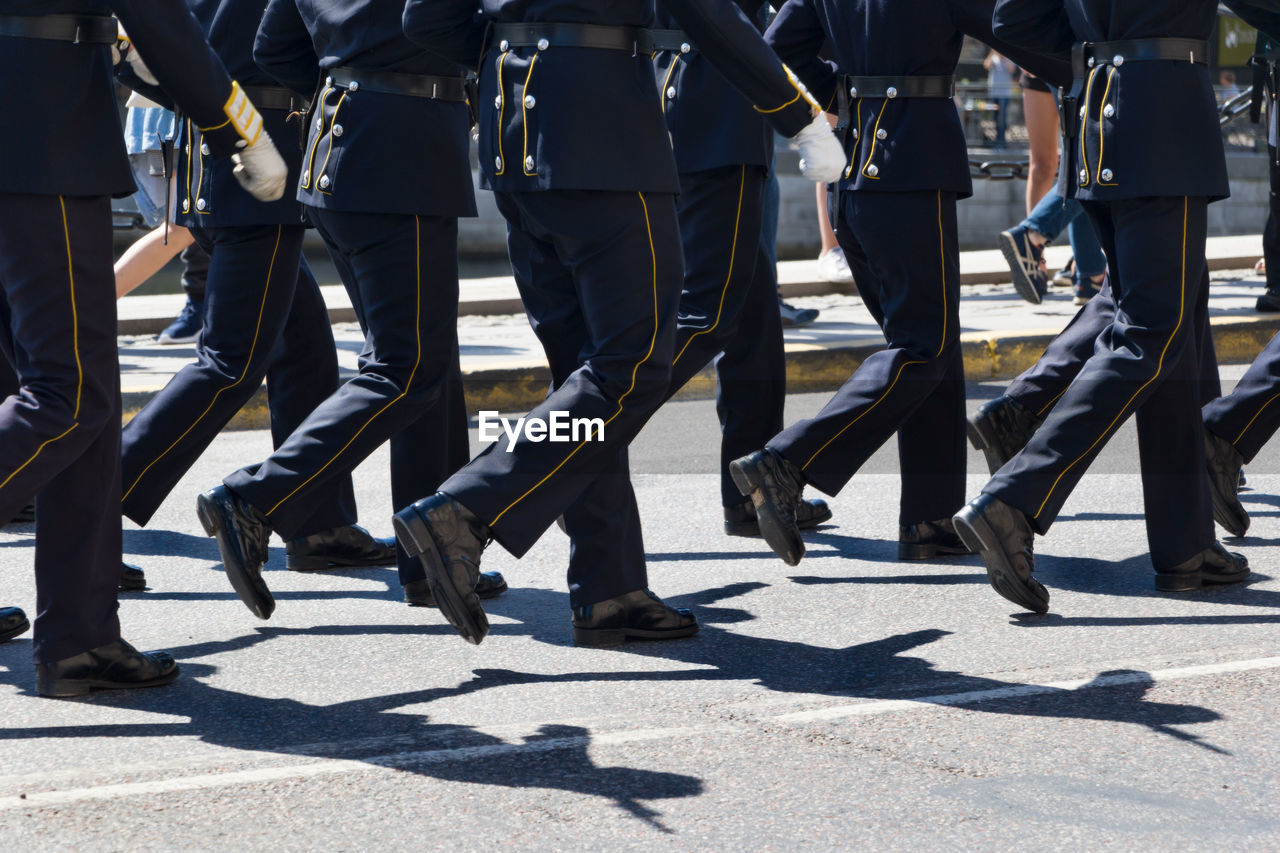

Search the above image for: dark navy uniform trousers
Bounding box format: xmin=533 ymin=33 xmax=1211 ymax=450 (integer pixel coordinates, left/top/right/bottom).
xmin=987 ymin=197 xmax=1214 ymax=570
xmin=122 ymin=224 xmax=356 ymax=535
xmin=555 ymin=165 xmax=781 ymax=601
xmin=440 ymin=190 xmax=682 ymax=606
xmin=1203 ymin=330 xmax=1280 ymax=463
xmin=224 ymin=211 xmax=467 ymax=584
xmin=0 ymin=194 xmax=122 ymax=663
xmin=769 ymin=189 xmax=966 ymax=526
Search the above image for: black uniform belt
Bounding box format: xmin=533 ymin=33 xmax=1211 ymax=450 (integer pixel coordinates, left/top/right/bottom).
xmin=242 ymin=85 xmax=306 ymax=113
xmin=0 ymin=13 xmax=116 ymax=44
xmin=490 ymin=22 xmax=653 ymax=54
xmin=1081 ymin=38 xmax=1209 ymax=67
xmin=328 ymin=67 xmax=468 ymax=102
xmin=840 ymin=75 xmax=956 ymax=99
xmin=648 ymin=28 xmax=696 ymax=55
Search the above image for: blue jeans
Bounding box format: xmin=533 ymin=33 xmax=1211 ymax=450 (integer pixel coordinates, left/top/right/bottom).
xmin=1021 ymin=188 xmax=1106 ymax=279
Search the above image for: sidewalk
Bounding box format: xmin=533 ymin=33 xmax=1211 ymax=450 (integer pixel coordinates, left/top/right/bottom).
xmin=117 ymin=237 xmax=1275 ymax=428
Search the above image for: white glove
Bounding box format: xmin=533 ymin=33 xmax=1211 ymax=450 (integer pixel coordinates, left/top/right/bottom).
xmin=113 ymin=24 xmax=158 ymax=86
xmin=788 ymin=113 xmax=847 ymax=184
xmin=231 ymin=133 xmax=288 ymax=202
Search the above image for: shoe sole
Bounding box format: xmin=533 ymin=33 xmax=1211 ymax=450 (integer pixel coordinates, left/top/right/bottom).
xmin=724 ymin=505 xmax=833 ymax=538
xmin=965 ymin=418 xmax=1009 ymax=477
xmin=196 ymin=494 xmax=275 ymax=620
xmin=1155 ymin=569 xmax=1252 ymax=592
xmin=118 ymin=578 xmax=147 ymax=592
xmin=392 ymin=507 xmax=488 ymax=645
xmin=952 ymin=505 xmax=1050 ymax=614
xmin=573 ymin=623 xmax=699 ymax=648
xmin=0 ymin=616 xmax=30 ymax=643
xmin=37 ymin=667 xmax=179 ymax=698
xmin=286 ymin=555 xmax=396 ymax=571
xmin=406 ymin=578 xmax=509 ymax=608
xmin=997 ymin=232 xmax=1045 ymax=305
xmin=897 ymin=542 xmax=975 ymax=561
xmin=728 ymin=460 xmax=805 ymax=566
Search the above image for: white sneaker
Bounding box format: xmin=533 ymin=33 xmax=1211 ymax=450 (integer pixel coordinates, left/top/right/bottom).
xmin=816 ymin=247 xmax=855 ymax=283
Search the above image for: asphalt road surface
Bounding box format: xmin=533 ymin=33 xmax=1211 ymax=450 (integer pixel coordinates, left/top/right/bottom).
xmin=0 ymin=382 xmax=1277 ymax=850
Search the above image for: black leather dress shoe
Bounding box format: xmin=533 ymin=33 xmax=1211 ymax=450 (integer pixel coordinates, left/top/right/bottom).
xmin=729 ymin=448 xmax=806 ymax=565
xmin=196 ymin=485 xmax=274 ymax=619
xmin=1155 ymin=542 xmax=1250 ymax=592
xmin=0 ymin=607 xmax=29 ymax=642
xmin=393 ymin=494 xmax=490 ymax=644
xmin=404 ymin=571 xmax=508 ymax=607
xmin=6 ymin=502 xmax=34 ymax=525
xmin=723 ymin=497 xmax=831 ymax=537
xmin=285 ymin=524 xmax=396 ymax=571
xmin=953 ymin=494 xmax=1049 ymax=613
xmin=966 ymin=396 xmax=1042 ymax=475
xmin=572 ymin=589 xmax=698 ymax=648
xmin=1256 ymin=288 xmax=1280 ymax=312
xmin=36 ymin=638 xmax=179 ymax=698
xmin=898 ymin=518 xmax=975 ymax=561
xmin=119 ymin=562 xmax=147 ymax=592
xmin=1205 ymin=429 xmax=1248 ymax=538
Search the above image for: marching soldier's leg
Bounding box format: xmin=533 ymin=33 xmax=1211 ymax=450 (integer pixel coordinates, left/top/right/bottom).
xmin=1258 ymin=146 xmax=1280 ymax=309
xmin=121 ymin=225 xmax=306 ymax=526
xmin=224 ymin=212 xmax=460 ymax=540
xmin=0 ymin=195 xmax=131 ymax=667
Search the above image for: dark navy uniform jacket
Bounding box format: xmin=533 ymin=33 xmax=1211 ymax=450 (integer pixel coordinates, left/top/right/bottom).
xmin=766 ymin=0 xmax=1071 ymax=198
xmin=653 ymin=0 xmax=772 ymax=174
xmin=254 ymin=0 xmax=476 ymax=218
xmin=1 ymin=0 xmax=242 ymax=198
xmin=175 ymin=0 xmax=308 ymax=227
xmin=402 ymin=0 xmax=814 ymax=194
xmin=992 ymin=0 xmax=1280 ymax=202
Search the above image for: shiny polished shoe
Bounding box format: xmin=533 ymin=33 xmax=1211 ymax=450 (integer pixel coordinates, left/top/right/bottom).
xmin=6 ymin=502 xmax=34 ymax=525
xmin=953 ymin=494 xmax=1049 ymax=613
xmin=393 ymin=494 xmax=490 ymax=644
xmin=0 ymin=607 xmax=29 ymax=642
xmin=404 ymin=570 xmax=508 ymax=607
xmin=1256 ymin=288 xmax=1280 ymax=313
xmin=724 ymin=497 xmax=831 ymax=537
xmin=36 ymin=639 xmax=179 ymax=698
xmin=572 ymin=589 xmax=698 ymax=648
xmin=898 ymin=518 xmax=975 ymax=561
xmin=119 ymin=562 xmax=147 ymax=592
xmin=196 ymin=485 xmax=274 ymax=619
xmin=285 ymin=524 xmax=396 ymax=571
xmin=1155 ymin=542 xmax=1250 ymax=592
xmin=1205 ymin=429 xmax=1248 ymax=538
xmin=966 ymin=395 xmax=1042 ymax=475
xmin=729 ymin=448 xmax=807 ymax=566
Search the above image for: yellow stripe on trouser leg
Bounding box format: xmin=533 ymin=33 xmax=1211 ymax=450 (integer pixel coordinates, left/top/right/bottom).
xmin=1032 ymin=198 xmax=1190 ymax=519
xmin=672 ymin=165 xmax=745 ymax=366
xmin=488 ymin=193 xmax=662 ymax=527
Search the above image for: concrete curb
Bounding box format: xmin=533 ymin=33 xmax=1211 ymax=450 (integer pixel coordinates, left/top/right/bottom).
xmin=125 ymin=311 xmax=1280 ymax=432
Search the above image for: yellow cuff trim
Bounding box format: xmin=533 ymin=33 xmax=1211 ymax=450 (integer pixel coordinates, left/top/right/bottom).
xmin=202 ymin=81 xmax=263 ymax=146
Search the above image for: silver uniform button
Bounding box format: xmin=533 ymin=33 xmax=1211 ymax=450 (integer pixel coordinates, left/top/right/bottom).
xmin=325 ymin=76 xmax=332 ymax=86
xmin=1113 ymin=55 xmax=1124 ymax=66
xmin=332 ymin=124 xmax=343 ymax=137
xmin=524 ymin=155 xmax=535 ymax=171
xmin=182 ymin=200 xmax=190 ymax=212
xmin=1079 ymin=106 xmax=1087 ymax=119
xmin=886 ymin=86 xmax=898 ymax=99
xmin=347 ymin=81 xmax=359 ymax=92
xmin=495 ymin=156 xmax=503 ymax=170
xmin=667 ymin=86 xmax=676 ymax=99
xmin=1079 ymin=168 xmax=1088 ymax=183
xmin=200 ymin=143 xmax=210 ymax=156
xmin=537 ymin=38 xmax=549 ymax=50
xmin=876 ymin=128 xmax=887 ymax=140
xmin=494 ymin=95 xmax=503 ymax=109
xmin=866 ymin=164 xmax=879 ymax=177
xmin=849 ymin=86 xmax=858 ymax=98
xmin=524 ymin=94 xmax=536 ymax=108
xmin=195 ymin=198 xmax=206 ymax=211
xmin=1087 ymin=57 xmax=1095 ymax=68
xmin=1103 ymin=104 xmax=1114 ymax=118
xmin=318 ymin=175 xmax=330 ymax=189
xmin=1100 ymin=169 xmax=1114 ymax=182
xmin=499 ymin=39 xmax=509 ymax=51
xmin=316 ymin=117 xmax=323 ymax=129
xmin=679 ymin=42 xmax=690 ymax=54
xmin=851 ymin=129 xmax=858 ymax=139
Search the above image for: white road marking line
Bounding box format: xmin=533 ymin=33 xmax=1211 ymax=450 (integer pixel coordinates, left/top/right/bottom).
xmin=2 ymin=656 xmax=1278 ymax=810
